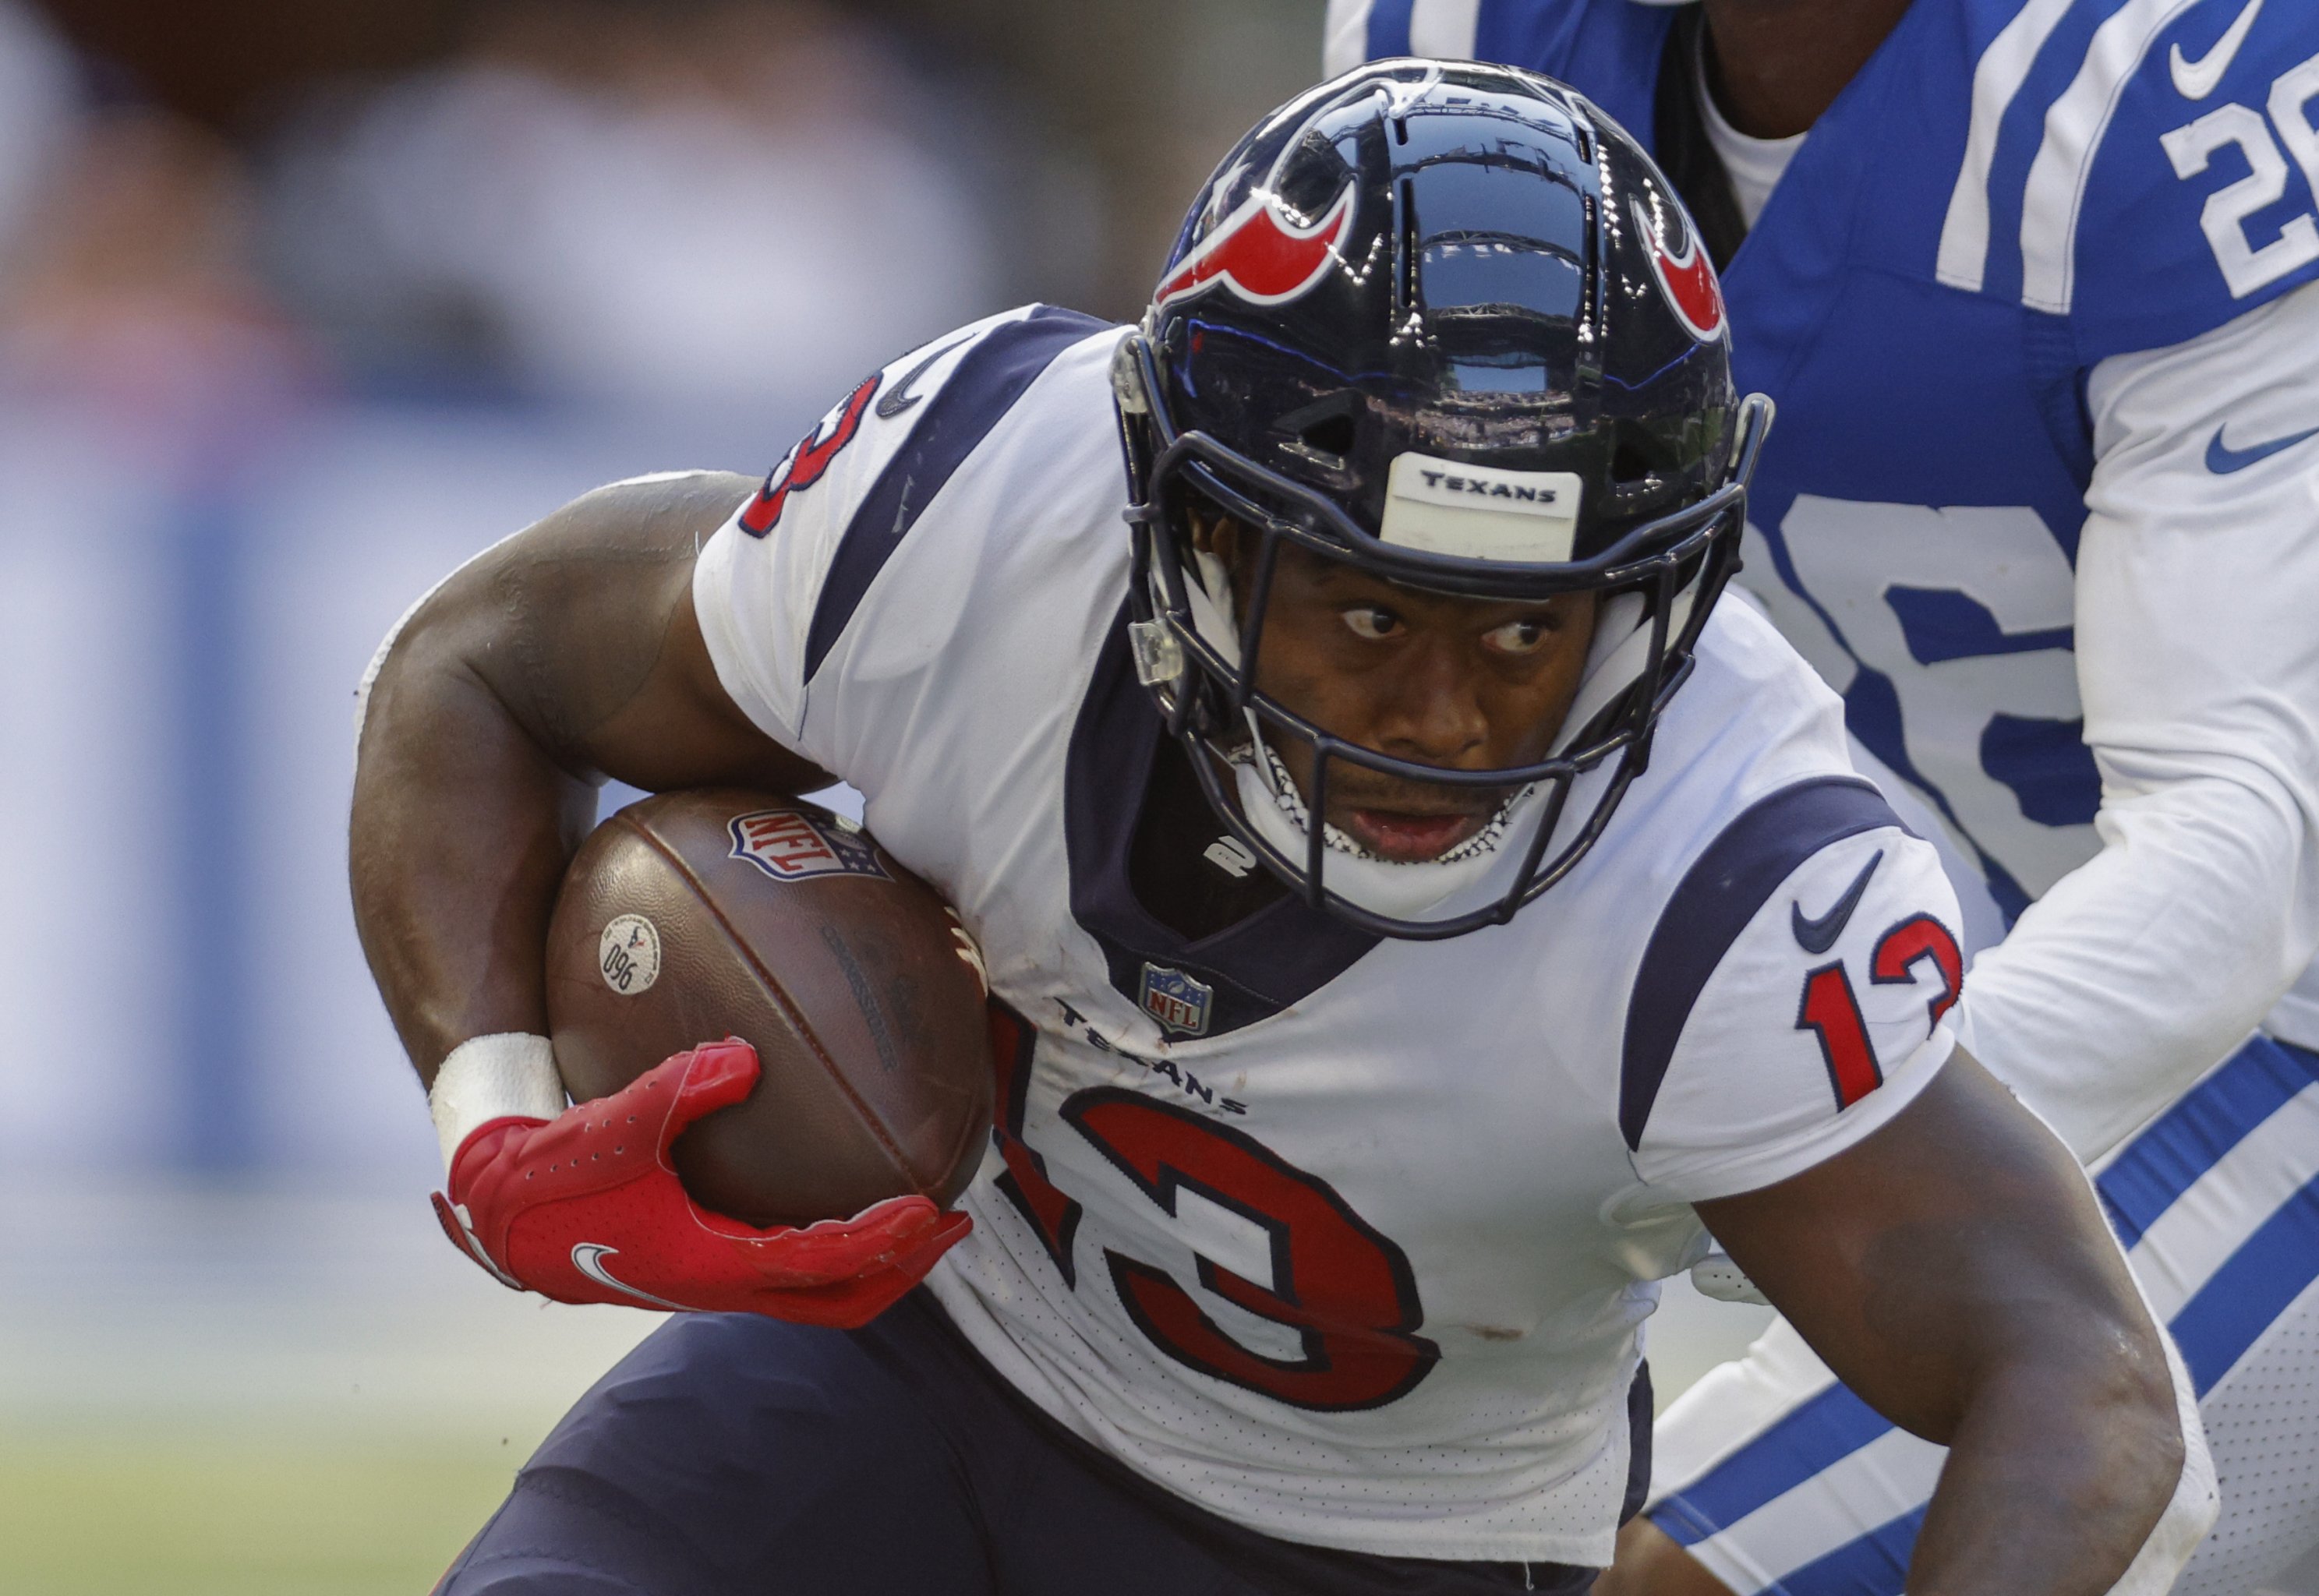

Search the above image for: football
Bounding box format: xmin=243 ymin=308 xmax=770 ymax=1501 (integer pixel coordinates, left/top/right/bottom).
xmin=543 ymin=789 xmax=994 ymax=1228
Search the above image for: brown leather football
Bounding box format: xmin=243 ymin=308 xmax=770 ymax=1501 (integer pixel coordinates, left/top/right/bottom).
xmin=543 ymin=789 xmax=993 ymax=1228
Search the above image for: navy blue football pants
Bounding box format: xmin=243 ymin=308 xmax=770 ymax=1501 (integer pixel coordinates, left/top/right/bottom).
xmin=435 ymin=1291 xmax=1628 ymax=1595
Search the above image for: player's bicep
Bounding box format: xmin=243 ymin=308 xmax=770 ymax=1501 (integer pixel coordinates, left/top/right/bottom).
xmin=403 ymin=469 xmax=827 ymax=795
xmin=1624 ymin=814 xmax=1966 ymax=1204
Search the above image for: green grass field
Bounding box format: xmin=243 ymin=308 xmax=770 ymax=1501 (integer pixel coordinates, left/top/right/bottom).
xmin=0 ymin=1425 xmax=539 ymax=1596
xmin=0 ymin=1182 xmax=673 ymax=1594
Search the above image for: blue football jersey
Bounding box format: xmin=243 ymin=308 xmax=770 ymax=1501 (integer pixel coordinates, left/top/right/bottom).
xmin=1350 ymin=0 xmax=2319 ymax=923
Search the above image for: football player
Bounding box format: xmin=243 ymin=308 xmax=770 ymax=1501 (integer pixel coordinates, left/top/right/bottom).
xmin=352 ymin=66 xmax=2208 ymax=1594
xmin=1322 ymin=3 xmax=2319 ymax=1593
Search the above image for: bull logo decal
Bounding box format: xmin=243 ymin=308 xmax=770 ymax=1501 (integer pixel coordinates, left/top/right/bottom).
xmin=1154 ymin=182 xmax=1356 ymax=311
xmin=1633 ymin=196 xmax=1726 ymax=343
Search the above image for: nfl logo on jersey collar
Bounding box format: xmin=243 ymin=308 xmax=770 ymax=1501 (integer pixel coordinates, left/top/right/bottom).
xmin=1140 ymin=963 xmax=1214 ymax=1037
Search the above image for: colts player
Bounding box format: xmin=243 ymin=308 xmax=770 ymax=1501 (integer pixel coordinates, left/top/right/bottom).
xmin=352 ymin=66 xmax=2208 ymax=1595
xmin=1324 ymin=2 xmax=2319 ymax=1592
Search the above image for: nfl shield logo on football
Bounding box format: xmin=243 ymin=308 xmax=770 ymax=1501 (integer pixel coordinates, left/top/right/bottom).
xmin=1140 ymin=963 xmax=1214 ymax=1037
xmin=727 ymin=808 xmax=891 ymax=883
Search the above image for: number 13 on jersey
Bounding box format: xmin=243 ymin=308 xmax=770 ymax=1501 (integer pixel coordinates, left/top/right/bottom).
xmin=983 ymin=1003 xmax=1439 ymax=1411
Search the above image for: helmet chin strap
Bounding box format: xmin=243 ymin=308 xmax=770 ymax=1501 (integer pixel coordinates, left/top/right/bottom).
xmin=1232 ymin=733 xmax=1522 ymax=866
xmin=1550 ymin=585 xmax=1687 ymax=757
xmin=1187 ymin=547 xmax=1243 ymax=672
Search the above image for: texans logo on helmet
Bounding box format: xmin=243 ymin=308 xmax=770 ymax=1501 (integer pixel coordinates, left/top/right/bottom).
xmin=1154 ymin=182 xmax=1356 ymax=311
xmin=1631 ymin=197 xmax=1726 ymax=343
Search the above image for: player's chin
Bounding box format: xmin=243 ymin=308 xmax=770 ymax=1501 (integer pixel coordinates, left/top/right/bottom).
xmin=1335 ymin=804 xmax=1492 ymax=863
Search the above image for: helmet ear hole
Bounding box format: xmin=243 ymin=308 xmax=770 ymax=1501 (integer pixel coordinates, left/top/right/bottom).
xmin=1607 ymin=435 xmax=1681 ymax=521
xmin=1301 ymin=413 xmax=1356 ymax=459
xmin=1273 ymin=393 xmax=1363 ymax=478
xmin=1610 ymin=438 xmax=1656 ymax=486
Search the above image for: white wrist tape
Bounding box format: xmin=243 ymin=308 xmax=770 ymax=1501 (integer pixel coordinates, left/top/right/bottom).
xmin=428 ymin=1033 xmax=567 ymax=1175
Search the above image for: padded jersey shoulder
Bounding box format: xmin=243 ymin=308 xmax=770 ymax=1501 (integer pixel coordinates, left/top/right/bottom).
xmin=691 ymin=305 xmax=1126 ymax=759
xmin=2070 ymin=0 xmax=2319 ymax=356
xmin=1928 ymin=0 xmax=2319 ymax=358
xmin=1577 ymin=602 xmax=1965 ymax=1200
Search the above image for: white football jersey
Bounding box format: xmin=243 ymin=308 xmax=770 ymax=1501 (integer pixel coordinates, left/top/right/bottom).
xmin=691 ymin=305 xmax=1968 ymax=1566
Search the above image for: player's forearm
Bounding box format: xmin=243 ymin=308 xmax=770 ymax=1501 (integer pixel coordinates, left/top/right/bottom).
xmin=1875 ymin=1076 xmax=2198 ymax=1594
xmin=2000 ymin=281 xmax=2319 ymax=1159
xmin=352 ymin=615 xmax=598 ymax=1081
xmin=1704 ymin=1058 xmax=2202 ymax=1591
xmin=1907 ymin=1343 xmax=2186 ymax=1595
xmin=1964 ymin=762 xmax=2318 ymax=1159
xmin=1868 ymin=1082 xmax=2195 ymax=1592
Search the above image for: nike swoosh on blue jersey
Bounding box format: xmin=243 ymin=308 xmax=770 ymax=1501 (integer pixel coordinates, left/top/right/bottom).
xmin=2169 ymin=0 xmax=2262 ymax=101
xmin=1791 ymin=849 xmax=1883 ymax=955
xmin=875 ymin=336 xmax=972 ymax=419
xmin=2205 ymin=422 xmax=2319 ymax=474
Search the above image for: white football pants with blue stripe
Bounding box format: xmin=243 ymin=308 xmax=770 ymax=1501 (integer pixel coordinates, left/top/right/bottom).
xmin=1649 ymin=1034 xmax=2319 ymax=1594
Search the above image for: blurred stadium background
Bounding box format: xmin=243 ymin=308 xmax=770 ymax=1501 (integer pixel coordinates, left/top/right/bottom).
xmin=0 ymin=1 xmax=1775 ymax=1587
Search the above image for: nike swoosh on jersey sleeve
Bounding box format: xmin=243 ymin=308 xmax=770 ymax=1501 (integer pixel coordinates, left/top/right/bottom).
xmin=2204 ymin=422 xmax=2319 ymax=473
xmin=875 ymin=335 xmax=974 ymax=420
xmin=1625 ymin=815 xmax=1966 ymax=1206
xmin=1621 ymin=777 xmax=1901 ymax=1151
xmin=1791 ymin=849 xmax=1884 ymax=954
xmin=2169 ymin=0 xmax=2261 ymax=101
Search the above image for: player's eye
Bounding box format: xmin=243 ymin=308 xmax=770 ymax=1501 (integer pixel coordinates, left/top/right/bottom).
xmin=1482 ymin=616 xmax=1554 ymax=655
xmin=1340 ymin=605 xmax=1403 ymax=641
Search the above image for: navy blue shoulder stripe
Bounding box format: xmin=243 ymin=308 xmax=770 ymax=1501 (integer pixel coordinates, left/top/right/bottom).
xmin=803 ymin=305 xmax=1112 ymax=681
xmin=1619 ymin=776 xmax=1903 ymax=1151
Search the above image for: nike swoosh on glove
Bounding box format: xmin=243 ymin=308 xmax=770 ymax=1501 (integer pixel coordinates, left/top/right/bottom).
xmin=430 ymin=1037 xmax=970 ymax=1326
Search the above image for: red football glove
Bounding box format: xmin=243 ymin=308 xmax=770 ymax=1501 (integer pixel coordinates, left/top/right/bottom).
xmin=430 ymin=1038 xmax=970 ymax=1326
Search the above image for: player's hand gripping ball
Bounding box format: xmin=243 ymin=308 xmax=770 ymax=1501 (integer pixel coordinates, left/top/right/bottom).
xmin=437 ymin=790 xmax=995 ymax=1322
xmin=432 ymin=1041 xmax=971 ymax=1323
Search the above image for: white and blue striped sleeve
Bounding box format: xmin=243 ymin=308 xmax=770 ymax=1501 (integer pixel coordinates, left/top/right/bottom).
xmin=1958 ymin=278 xmax=2319 ymax=1160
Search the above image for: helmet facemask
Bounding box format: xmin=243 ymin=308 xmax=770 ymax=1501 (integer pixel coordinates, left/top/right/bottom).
xmin=1115 ymin=332 xmax=1770 ymax=940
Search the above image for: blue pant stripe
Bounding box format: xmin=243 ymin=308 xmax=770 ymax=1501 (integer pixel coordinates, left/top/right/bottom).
xmin=1366 ymin=0 xmax=1415 ymax=59
xmin=1773 ymin=1504 xmax=1924 ymax=1595
xmin=2095 ymin=1037 xmax=2319 ymax=1250
xmin=1649 ymin=1384 xmax=1895 ymax=1547
xmin=1648 ymin=1492 xmax=1725 ymax=1552
xmin=2169 ymin=1176 xmax=2319 ymax=1396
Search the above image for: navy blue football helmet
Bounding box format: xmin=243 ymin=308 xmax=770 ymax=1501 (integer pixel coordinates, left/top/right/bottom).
xmin=1112 ymin=59 xmax=1773 ymax=939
